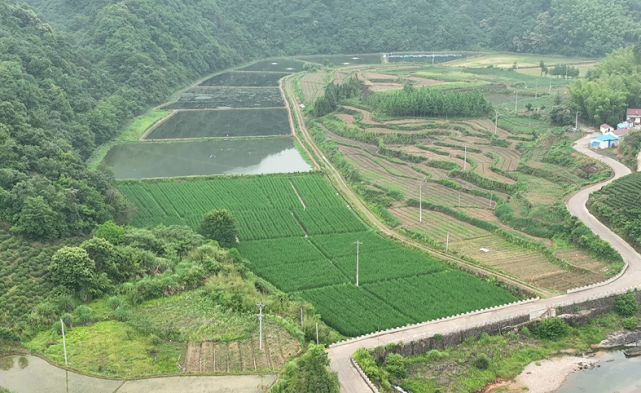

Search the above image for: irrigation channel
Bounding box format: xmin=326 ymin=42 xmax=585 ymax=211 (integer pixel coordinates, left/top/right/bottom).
xmin=0 ymin=355 xmax=276 ymax=393
xmin=282 ymin=68 xmax=641 ymax=393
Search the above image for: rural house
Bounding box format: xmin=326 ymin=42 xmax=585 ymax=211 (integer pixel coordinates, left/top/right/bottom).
xmin=608 ymin=128 xmax=630 ymax=139
xmin=626 ymin=108 xmax=641 ymax=127
xmin=600 ymin=123 xmax=613 ymax=133
xmin=590 ymin=134 xmax=619 ymax=149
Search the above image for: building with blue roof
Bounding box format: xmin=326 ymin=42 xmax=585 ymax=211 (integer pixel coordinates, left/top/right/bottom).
xmin=590 ymin=134 xmax=619 ymax=149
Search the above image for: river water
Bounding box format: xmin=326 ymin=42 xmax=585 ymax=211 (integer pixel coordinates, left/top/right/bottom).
xmin=0 ymin=355 xmax=276 ymax=393
xmin=554 ymin=350 xmax=641 ymax=393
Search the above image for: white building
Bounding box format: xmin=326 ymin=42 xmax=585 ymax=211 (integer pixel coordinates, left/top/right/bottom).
xmin=590 ymin=134 xmax=620 ymax=149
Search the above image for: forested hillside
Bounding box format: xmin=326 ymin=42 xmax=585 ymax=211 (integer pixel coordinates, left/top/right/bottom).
xmin=20 ymin=0 xmax=641 ymax=59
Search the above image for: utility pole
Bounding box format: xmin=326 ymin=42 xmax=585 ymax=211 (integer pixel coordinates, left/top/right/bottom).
xmin=464 ymin=144 xmax=467 ymax=170
xmin=61 ymin=319 xmax=68 ymax=366
xmin=354 ymin=240 xmax=363 ymax=286
xmin=565 ymin=66 xmax=568 ymax=80
xmin=419 ymin=182 xmax=422 ymax=223
xmin=494 ymin=110 xmax=499 ymax=134
xmin=316 ymin=322 xmax=319 ymax=345
xmin=514 ymin=91 xmax=518 ymax=113
xmin=446 ymin=232 xmax=449 ymax=252
xmin=300 ymin=304 xmax=304 ymax=327
xmin=256 ymin=302 xmax=265 ymax=350
xmin=575 ymin=112 xmax=579 ymax=131
xmin=535 ymin=81 xmax=538 ymax=98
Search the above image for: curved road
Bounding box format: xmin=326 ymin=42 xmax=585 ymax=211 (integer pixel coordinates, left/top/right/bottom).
xmin=325 ymin=134 xmax=641 ymax=393
xmin=281 ymin=77 xmax=641 ymax=392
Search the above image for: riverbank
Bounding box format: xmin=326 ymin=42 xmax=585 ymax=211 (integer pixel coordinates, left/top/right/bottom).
xmin=506 ymin=356 xmax=598 ymax=393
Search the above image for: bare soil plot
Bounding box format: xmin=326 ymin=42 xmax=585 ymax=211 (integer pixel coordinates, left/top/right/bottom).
xmin=183 ymin=321 xmax=299 ymax=374
xmin=392 ymin=207 xmax=489 ymax=241
xmin=333 ymin=71 xmax=348 ymax=84
xmin=364 ymin=72 xmax=398 ymax=80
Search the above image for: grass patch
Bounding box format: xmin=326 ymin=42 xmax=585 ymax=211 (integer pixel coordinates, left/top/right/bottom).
xmin=118 ymin=110 xmax=173 ymax=141
xmin=25 ymin=321 xmax=184 ymax=378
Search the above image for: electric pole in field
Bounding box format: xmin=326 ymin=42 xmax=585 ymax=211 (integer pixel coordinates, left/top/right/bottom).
xmin=354 ymin=240 xmax=363 ymax=286
xmin=575 ymin=112 xmax=579 ymax=131
xmin=256 ymin=302 xmax=265 ymax=350
xmin=464 ymin=144 xmax=467 ymax=170
xmin=494 ymin=110 xmax=499 ymax=134
xmin=446 ymin=232 xmax=449 ymax=252
xmin=419 ymin=181 xmax=422 ymax=223
xmin=61 ymin=319 xmax=68 ymax=366
xmin=535 ymin=81 xmax=538 ymax=98
xmin=514 ymin=91 xmax=518 ymax=113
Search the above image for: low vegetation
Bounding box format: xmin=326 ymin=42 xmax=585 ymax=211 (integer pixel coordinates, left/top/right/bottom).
xmin=356 ymin=296 xmax=639 ymax=393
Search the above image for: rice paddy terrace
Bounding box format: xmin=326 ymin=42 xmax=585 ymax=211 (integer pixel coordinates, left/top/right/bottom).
xmin=105 ymin=52 xmax=616 ymax=341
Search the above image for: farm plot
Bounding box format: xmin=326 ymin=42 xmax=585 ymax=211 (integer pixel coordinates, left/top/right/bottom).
xmin=199 ymin=71 xmax=289 ymax=87
xmin=121 ymin=173 xmax=519 ymax=337
xmin=162 ymin=87 xmax=285 ymax=109
xmin=144 ymin=109 xmax=291 ymax=139
xmin=391 ymin=207 xmax=490 ymax=241
xmin=363 ymin=270 xmax=517 ymax=322
xmin=452 ymin=235 xmax=567 ymax=281
xmin=300 ymin=72 xmax=326 ymax=101
xmin=516 ymin=173 xmax=566 ymax=204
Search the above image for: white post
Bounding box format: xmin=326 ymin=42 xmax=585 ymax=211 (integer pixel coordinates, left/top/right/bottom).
xmin=316 ymin=322 xmax=319 ymax=345
xmin=256 ymin=303 xmax=265 ymax=350
xmin=464 ymin=144 xmax=467 ymax=170
xmin=60 ymin=319 xmax=68 ymax=366
xmin=354 ymin=240 xmax=363 ymax=286
xmin=446 ymin=232 xmax=449 ymax=252
xmin=419 ymin=182 xmax=422 ymax=223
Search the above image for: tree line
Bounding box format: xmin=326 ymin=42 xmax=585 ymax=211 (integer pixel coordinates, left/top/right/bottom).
xmin=368 ymin=85 xmax=493 ymax=118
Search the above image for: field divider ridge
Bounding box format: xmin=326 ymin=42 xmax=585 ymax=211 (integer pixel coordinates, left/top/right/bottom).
xmin=289 ymin=179 xmax=307 ymax=209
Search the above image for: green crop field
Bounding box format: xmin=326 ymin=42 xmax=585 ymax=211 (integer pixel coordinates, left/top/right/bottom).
xmin=144 ymin=109 xmax=291 ymax=139
xmin=199 ymin=71 xmax=289 ymax=87
xmin=162 ymin=87 xmax=285 ymax=109
xmin=120 ymin=173 xmax=518 ymax=336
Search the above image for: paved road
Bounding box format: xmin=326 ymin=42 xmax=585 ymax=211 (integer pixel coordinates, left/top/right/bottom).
xmin=325 ymin=133 xmax=641 ymax=393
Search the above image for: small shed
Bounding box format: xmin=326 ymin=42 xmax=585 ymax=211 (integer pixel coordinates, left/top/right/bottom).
xmin=600 ymin=123 xmax=613 ymax=133
xmin=590 ymin=134 xmax=619 ymax=149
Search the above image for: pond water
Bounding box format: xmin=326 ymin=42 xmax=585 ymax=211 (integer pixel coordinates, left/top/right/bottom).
xmin=199 ymin=71 xmax=289 ymax=87
xmin=237 ymin=59 xmax=305 ymax=72
xmin=103 ymin=138 xmax=312 ymax=179
xmin=554 ymin=350 xmax=641 ymax=393
xmin=295 ymin=54 xmax=384 ymax=66
xmin=145 ymin=109 xmax=291 ymax=140
xmin=0 ymin=355 xmax=276 ymax=393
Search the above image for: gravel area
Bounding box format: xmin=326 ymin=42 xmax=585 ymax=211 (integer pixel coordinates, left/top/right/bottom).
xmin=515 ymin=356 xmax=598 ymax=393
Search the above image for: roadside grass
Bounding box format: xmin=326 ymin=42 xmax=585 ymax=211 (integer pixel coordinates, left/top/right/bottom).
xmin=25 ymin=320 xmax=185 ymax=378
xmin=383 ymin=312 xmax=628 ymax=393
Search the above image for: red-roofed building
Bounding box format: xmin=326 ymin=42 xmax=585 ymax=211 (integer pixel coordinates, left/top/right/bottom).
xmin=626 ymin=108 xmax=641 ymax=127
xmin=600 ymin=123 xmax=613 ymax=133
xmin=609 ymin=128 xmax=630 ymax=138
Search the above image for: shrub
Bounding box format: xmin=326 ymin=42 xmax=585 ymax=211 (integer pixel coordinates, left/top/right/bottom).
xmin=622 ymin=316 xmax=638 ymax=330
xmin=0 ymin=327 xmax=19 ymax=342
xmin=385 ymin=353 xmax=407 ymax=379
xmin=473 ymin=353 xmax=490 ymax=370
xmin=533 ymin=318 xmax=569 ymax=340
xmin=520 ymin=326 xmax=531 ymax=337
xmin=74 ymin=305 xmax=94 ymax=325
xmin=107 ymin=296 xmax=124 ymax=310
xmin=615 ymin=291 xmax=638 ymax=317
xmin=114 ymin=306 xmax=132 ymax=322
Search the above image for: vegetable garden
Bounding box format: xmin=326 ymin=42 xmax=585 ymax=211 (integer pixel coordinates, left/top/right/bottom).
xmin=120 ymin=173 xmax=519 ymax=336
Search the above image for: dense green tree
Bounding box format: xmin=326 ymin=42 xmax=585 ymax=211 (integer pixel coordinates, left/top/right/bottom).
xmin=49 ymin=247 xmax=96 ymax=293
xmin=286 ymin=344 xmax=339 ymax=393
xmin=615 ymin=291 xmax=638 ymax=317
xmin=9 ymin=196 xmax=66 ymax=241
xmin=198 ymin=210 xmax=238 ymax=249
xmin=94 ymin=220 xmax=125 ymax=245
